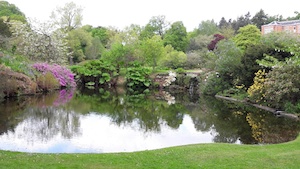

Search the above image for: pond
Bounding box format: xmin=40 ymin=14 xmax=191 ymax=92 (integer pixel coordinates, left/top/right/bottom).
xmin=0 ymin=88 xmax=299 ymax=153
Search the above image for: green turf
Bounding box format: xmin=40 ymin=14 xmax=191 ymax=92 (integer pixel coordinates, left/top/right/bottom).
xmin=0 ymin=135 xmax=299 ymax=169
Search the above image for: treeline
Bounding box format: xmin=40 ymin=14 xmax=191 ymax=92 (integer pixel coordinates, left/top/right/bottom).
xmin=1 ymin=1 xmax=300 ymax=113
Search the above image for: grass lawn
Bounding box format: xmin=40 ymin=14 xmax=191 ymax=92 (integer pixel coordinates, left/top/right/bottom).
xmin=0 ymin=135 xmax=299 ymax=169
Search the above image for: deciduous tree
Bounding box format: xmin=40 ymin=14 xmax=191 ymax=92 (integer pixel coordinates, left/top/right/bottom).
xmin=140 ymin=35 xmax=165 ymax=70
xmin=164 ymin=21 xmax=188 ymax=52
xmin=140 ymin=15 xmax=169 ymax=39
xmin=197 ymin=20 xmax=219 ymax=36
xmin=50 ymin=2 xmax=83 ymax=31
xmin=233 ymin=24 xmax=261 ymax=51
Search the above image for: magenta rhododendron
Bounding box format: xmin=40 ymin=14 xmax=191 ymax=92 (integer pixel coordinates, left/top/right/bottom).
xmin=33 ymin=63 xmax=76 ymax=88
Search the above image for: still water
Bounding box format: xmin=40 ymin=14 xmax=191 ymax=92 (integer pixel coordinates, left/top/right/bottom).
xmin=0 ymin=88 xmax=299 ymax=153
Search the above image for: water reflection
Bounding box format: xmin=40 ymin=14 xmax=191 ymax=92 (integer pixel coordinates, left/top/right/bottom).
xmin=0 ymin=88 xmax=299 ymax=153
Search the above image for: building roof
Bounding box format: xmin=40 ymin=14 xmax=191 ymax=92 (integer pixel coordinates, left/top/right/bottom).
xmin=266 ymin=20 xmax=300 ymax=26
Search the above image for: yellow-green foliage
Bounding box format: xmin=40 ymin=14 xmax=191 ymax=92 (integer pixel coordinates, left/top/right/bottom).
xmin=247 ymin=70 xmax=266 ymax=103
xmin=37 ymin=72 xmax=60 ymax=91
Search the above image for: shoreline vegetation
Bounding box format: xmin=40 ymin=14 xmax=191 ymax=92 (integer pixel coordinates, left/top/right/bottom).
xmin=215 ymin=95 xmax=300 ymax=121
xmin=0 ymin=135 xmax=299 ymax=169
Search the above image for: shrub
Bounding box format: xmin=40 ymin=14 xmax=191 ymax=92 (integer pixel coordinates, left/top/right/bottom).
xmin=126 ymin=62 xmax=151 ymax=89
xmin=247 ymin=70 xmax=266 ymax=103
xmin=36 ymin=72 xmax=60 ymax=91
xmin=33 ymin=63 xmax=76 ymax=88
xmin=202 ymin=72 xmax=230 ymax=96
xmin=70 ymin=59 xmax=118 ymax=87
xmin=264 ymin=64 xmax=300 ymax=109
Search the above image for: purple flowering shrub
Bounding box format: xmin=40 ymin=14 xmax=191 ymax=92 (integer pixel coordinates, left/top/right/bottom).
xmin=33 ymin=63 xmax=76 ymax=88
xmin=53 ymin=89 xmax=75 ymax=106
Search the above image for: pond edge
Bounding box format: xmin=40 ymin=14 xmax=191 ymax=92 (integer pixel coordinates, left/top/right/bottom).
xmin=215 ymin=95 xmax=300 ymax=121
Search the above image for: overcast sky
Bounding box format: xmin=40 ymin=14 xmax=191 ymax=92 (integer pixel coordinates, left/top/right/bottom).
xmin=6 ymin=0 xmax=300 ymax=31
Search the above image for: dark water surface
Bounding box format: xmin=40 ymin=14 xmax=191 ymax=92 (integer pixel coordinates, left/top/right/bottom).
xmin=0 ymin=88 xmax=299 ymax=153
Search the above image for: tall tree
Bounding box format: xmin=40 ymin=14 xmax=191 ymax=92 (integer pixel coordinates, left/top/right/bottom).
xmin=67 ymin=27 xmax=96 ymax=63
xmin=251 ymin=9 xmax=268 ymax=30
xmin=120 ymin=24 xmax=142 ymax=45
xmin=50 ymin=2 xmax=83 ymax=31
xmin=231 ymin=12 xmax=252 ymax=32
xmin=140 ymin=15 xmax=169 ymax=39
xmin=90 ymin=26 xmax=109 ymax=46
xmin=218 ymin=17 xmax=229 ymax=28
xmin=163 ymin=21 xmax=189 ymax=52
xmin=197 ymin=20 xmax=219 ymax=36
xmin=141 ymin=35 xmax=165 ymax=70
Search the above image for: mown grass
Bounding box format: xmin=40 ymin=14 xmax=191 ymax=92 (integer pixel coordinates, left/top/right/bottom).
xmin=0 ymin=135 xmax=300 ymax=169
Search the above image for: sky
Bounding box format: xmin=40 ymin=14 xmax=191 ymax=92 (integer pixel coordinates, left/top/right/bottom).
xmin=6 ymin=0 xmax=300 ymax=31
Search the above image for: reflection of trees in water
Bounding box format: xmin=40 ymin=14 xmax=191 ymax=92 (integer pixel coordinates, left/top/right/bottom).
xmin=188 ymin=95 xmax=300 ymax=144
xmin=0 ymin=89 xmax=80 ymax=143
xmin=246 ymin=111 xmax=300 ymax=144
xmin=74 ymin=89 xmax=186 ymax=133
xmin=0 ymin=95 xmax=55 ymax=136
xmin=188 ymin=96 xmax=243 ymax=143
xmin=75 ymin=88 xmax=300 ymax=144
xmin=20 ymin=107 xmax=81 ymax=142
xmin=2 ymin=87 xmax=300 ymax=145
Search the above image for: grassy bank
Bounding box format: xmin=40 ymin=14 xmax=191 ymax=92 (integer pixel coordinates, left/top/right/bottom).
xmin=0 ymin=135 xmax=300 ymax=169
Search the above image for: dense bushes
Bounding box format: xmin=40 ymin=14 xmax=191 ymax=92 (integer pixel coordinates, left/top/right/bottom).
xmin=70 ymin=59 xmax=118 ymax=87
xmin=126 ymin=62 xmax=151 ymax=89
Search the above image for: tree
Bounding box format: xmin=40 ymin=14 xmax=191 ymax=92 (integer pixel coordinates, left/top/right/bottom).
xmin=90 ymin=26 xmax=109 ymax=46
xmin=187 ymin=34 xmax=212 ymax=52
xmin=219 ymin=25 xmax=235 ymax=39
xmin=120 ymin=24 xmax=142 ymax=45
xmin=67 ymin=27 xmax=95 ymax=63
xmin=207 ymin=34 xmax=225 ymax=51
xmin=0 ymin=1 xmax=26 ymax=23
xmin=10 ymin=20 xmax=69 ymax=64
xmin=140 ymin=35 xmax=165 ymax=70
xmin=233 ymin=24 xmax=261 ymax=51
xmin=231 ymin=12 xmax=252 ymax=32
xmin=163 ymin=21 xmax=188 ymax=52
xmin=140 ymin=15 xmax=169 ymax=39
xmin=251 ymin=9 xmax=268 ymax=30
xmin=197 ymin=20 xmax=219 ymax=36
xmin=162 ymin=45 xmax=187 ymax=69
xmin=214 ymin=40 xmax=243 ymax=79
xmin=102 ymin=42 xmax=133 ymax=71
xmin=50 ymin=2 xmax=83 ymax=31
xmin=218 ymin=17 xmax=229 ymax=28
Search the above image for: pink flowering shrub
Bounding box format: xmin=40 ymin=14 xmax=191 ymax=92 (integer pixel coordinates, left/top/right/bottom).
xmin=33 ymin=63 xmax=76 ymax=88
